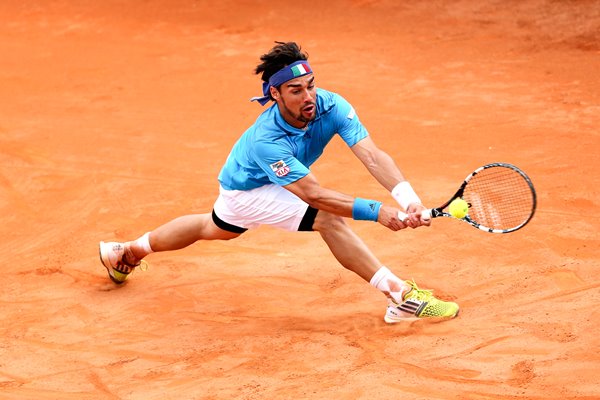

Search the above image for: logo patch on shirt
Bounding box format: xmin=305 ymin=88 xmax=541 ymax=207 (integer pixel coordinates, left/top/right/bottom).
xmin=347 ymin=107 xmax=356 ymax=120
xmin=270 ymin=160 xmax=291 ymax=177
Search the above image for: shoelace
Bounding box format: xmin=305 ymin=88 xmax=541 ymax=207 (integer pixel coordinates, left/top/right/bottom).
xmin=404 ymin=280 xmax=434 ymax=301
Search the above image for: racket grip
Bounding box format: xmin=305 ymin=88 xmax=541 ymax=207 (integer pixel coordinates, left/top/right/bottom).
xmin=422 ymin=209 xmax=432 ymax=220
xmin=397 ymin=209 xmax=432 ymax=221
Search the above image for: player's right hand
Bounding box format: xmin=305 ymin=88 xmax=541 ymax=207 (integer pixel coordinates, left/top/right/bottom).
xmin=377 ymin=204 xmax=411 ymax=231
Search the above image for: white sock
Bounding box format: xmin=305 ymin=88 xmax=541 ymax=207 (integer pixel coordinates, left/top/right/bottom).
xmin=370 ymin=266 xmax=408 ymax=304
xmin=133 ymin=232 xmax=154 ymax=257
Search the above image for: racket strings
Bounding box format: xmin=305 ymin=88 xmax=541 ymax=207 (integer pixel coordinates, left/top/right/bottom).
xmin=462 ymin=167 xmax=535 ymax=230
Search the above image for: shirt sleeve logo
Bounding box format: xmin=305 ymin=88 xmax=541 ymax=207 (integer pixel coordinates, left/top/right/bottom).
xmin=270 ymin=160 xmax=291 ymax=177
xmin=347 ymin=107 xmax=356 ymax=120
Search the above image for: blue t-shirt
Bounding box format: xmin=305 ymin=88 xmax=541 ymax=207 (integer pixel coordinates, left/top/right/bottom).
xmin=218 ymin=88 xmax=368 ymax=191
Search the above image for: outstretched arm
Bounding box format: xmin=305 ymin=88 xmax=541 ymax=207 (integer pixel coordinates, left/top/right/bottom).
xmin=350 ymin=136 xmax=406 ymax=191
xmin=350 ymin=136 xmax=429 ymax=225
xmin=284 ymin=173 xmax=409 ymax=231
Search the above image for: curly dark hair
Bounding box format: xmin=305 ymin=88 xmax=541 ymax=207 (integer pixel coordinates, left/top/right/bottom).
xmin=255 ymin=41 xmax=309 ymax=83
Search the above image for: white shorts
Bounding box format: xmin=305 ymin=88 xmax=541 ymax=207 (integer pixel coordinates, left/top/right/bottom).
xmin=212 ymin=184 xmax=318 ymax=232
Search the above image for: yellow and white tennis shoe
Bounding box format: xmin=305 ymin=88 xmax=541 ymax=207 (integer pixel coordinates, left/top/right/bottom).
xmin=384 ymin=280 xmax=459 ymax=323
xmin=98 ymin=241 xmax=147 ymax=284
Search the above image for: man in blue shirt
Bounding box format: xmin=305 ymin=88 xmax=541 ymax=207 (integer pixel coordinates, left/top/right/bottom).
xmin=99 ymin=42 xmax=459 ymax=323
xmin=219 ymin=88 xmax=367 ymax=191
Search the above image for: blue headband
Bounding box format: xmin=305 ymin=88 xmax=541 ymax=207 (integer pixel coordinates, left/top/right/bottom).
xmin=250 ymin=60 xmax=313 ymax=106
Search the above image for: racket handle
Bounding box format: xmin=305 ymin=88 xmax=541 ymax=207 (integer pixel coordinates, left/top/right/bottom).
xmin=397 ymin=209 xmax=432 ymax=221
xmin=422 ymin=209 xmax=432 ymax=220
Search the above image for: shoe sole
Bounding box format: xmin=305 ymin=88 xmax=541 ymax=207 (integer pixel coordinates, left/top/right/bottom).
xmin=384 ymin=309 xmax=460 ymax=324
xmin=98 ymin=241 xmax=127 ymax=285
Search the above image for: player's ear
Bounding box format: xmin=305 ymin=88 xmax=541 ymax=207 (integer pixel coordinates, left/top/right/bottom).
xmin=270 ymin=86 xmax=280 ymax=101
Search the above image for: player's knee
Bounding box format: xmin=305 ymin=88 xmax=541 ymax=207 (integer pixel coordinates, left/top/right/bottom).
xmin=312 ymin=211 xmax=347 ymax=233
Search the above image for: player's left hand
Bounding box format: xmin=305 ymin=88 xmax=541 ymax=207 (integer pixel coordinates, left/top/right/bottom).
xmin=377 ymin=204 xmax=411 ymax=231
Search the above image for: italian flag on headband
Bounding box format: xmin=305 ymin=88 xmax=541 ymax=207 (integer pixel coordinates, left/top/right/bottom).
xmin=291 ymin=63 xmax=311 ymax=77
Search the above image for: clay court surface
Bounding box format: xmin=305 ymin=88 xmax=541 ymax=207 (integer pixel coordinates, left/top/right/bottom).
xmin=1 ymin=1 xmax=599 ymax=399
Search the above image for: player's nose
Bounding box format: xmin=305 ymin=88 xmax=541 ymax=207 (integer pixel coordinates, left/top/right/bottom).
xmin=304 ymin=91 xmax=314 ymax=104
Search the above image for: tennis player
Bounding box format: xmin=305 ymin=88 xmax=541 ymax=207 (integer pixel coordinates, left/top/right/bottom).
xmin=99 ymin=42 xmax=459 ymax=323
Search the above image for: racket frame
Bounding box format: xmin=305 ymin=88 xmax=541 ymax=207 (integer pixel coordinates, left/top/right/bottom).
xmin=427 ymin=162 xmax=537 ymax=233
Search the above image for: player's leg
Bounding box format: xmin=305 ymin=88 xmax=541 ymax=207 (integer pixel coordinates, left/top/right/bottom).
xmin=312 ymin=211 xmax=459 ymax=322
xmin=312 ymin=211 xmax=409 ymax=295
xmin=128 ymin=212 xmax=241 ymax=259
xmin=99 ymin=194 xmax=246 ymax=284
xmin=312 ymin=211 xmax=383 ymax=282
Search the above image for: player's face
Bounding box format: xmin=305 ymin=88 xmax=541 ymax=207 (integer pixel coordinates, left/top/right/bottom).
xmin=273 ymin=74 xmax=317 ymax=128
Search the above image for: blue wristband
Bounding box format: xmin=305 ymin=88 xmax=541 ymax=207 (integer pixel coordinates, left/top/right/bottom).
xmin=352 ymin=198 xmax=382 ymax=222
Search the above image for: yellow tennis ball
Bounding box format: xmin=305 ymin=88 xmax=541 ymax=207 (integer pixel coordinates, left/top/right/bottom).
xmin=449 ymin=198 xmax=469 ymax=218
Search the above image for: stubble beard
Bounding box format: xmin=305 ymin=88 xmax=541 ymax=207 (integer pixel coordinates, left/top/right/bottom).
xmin=281 ymin=98 xmax=315 ymax=127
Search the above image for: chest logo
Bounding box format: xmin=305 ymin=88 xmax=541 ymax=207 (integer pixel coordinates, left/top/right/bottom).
xmin=270 ymin=160 xmax=291 ymax=177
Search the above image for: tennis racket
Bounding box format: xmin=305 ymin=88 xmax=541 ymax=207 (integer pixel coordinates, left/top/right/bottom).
xmin=398 ymin=162 xmax=537 ymax=233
